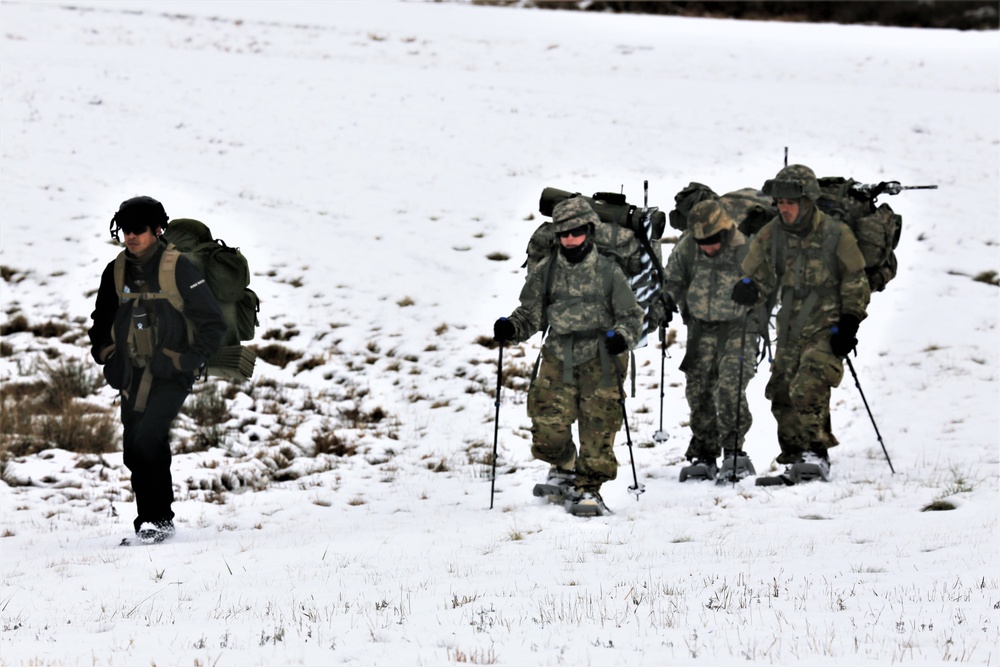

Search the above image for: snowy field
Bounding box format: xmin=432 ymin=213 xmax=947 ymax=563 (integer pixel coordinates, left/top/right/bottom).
xmin=1 ymin=1 xmax=998 ymax=665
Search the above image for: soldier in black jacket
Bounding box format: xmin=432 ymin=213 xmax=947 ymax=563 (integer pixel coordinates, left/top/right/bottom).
xmin=88 ymin=196 xmax=225 ymax=544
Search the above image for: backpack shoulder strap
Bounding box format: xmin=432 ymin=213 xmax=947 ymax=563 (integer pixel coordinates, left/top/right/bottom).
xmin=157 ymin=248 xmax=186 ymax=313
xmin=771 ymin=224 xmax=786 ymax=282
xmin=158 ymin=247 xmax=196 ymax=346
xmin=113 ymin=251 xmax=127 ymax=298
xmin=823 ymin=218 xmax=844 ymax=277
xmin=602 ymin=252 xmax=614 ymax=295
xmin=540 ymin=249 xmax=559 ymax=331
xmin=684 ymin=233 xmax=697 ymax=280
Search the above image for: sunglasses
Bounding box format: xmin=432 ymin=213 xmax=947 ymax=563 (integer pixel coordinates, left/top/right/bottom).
xmin=556 ymin=225 xmax=588 ymax=239
xmin=695 ymin=232 xmax=724 ymax=246
xmin=119 ymin=222 xmax=153 ymax=236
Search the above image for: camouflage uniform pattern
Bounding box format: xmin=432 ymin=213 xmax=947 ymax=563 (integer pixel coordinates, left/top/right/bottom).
xmin=741 ymin=206 xmax=870 ymax=460
xmin=665 ymin=228 xmax=759 ymax=460
xmin=507 ymin=246 xmax=643 ymax=374
xmin=527 ymin=352 xmax=626 ymax=491
xmin=679 ymin=323 xmax=756 ymax=459
xmin=528 ymin=196 xmax=667 ymax=342
xmin=505 ymin=201 xmax=644 ymax=492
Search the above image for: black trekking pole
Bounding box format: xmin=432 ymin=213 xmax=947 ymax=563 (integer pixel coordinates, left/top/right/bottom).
xmin=489 ymin=341 xmax=505 ymax=509
xmin=652 ymin=324 xmax=669 ymax=444
xmin=844 ymin=355 xmax=895 ymax=474
xmin=609 ymin=337 xmax=645 ymax=500
xmin=728 ymin=308 xmax=751 ymax=486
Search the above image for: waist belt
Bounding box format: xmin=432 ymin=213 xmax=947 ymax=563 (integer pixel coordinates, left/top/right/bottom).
xmin=543 ymin=329 xmax=614 ymax=386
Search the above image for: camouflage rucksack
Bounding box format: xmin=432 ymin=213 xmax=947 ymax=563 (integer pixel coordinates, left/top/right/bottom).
xmin=668 ymin=183 xmax=775 ymax=239
xmin=815 ymin=177 xmax=902 ymax=293
xmin=529 ymin=188 xmax=669 ymax=341
xmin=671 ymin=175 xmax=903 ymax=292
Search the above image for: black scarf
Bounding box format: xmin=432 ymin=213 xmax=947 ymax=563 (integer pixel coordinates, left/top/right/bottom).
xmin=125 ymin=238 xmax=164 ymax=289
xmin=560 ymin=239 xmax=593 ymax=264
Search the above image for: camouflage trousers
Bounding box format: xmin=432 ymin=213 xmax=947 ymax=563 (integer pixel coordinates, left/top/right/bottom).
xmin=681 ymin=320 xmax=758 ymax=461
xmin=765 ymin=332 xmax=844 ymax=463
xmin=527 ymin=351 xmax=625 ymax=492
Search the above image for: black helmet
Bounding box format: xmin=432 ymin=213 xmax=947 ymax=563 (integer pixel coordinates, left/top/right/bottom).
xmin=110 ymin=196 xmax=168 ymax=241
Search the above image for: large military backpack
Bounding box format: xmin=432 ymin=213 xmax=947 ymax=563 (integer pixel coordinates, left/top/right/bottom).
xmin=815 ymin=177 xmax=902 ymax=293
xmin=114 ymin=218 xmax=259 ymax=381
xmin=670 ymin=177 xmax=903 ymax=293
xmin=668 ymin=183 xmax=776 ymax=238
xmin=531 ymin=188 xmax=667 ymax=273
xmin=531 ymin=187 xmax=669 ymax=342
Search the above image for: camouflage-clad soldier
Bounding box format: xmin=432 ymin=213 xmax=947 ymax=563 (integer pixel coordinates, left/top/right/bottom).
xmin=664 ymin=199 xmax=760 ymax=482
xmin=494 ymin=196 xmax=644 ymax=515
xmin=732 ymin=164 xmax=871 ymax=480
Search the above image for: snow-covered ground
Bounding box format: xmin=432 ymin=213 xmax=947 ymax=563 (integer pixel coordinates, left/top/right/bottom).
xmin=1 ymin=2 xmax=997 ymax=665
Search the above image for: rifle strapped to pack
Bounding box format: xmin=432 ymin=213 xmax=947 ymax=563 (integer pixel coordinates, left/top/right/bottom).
xmin=815 ymin=177 xmax=903 ymax=293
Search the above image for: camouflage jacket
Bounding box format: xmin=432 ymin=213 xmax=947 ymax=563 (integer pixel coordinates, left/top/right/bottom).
xmin=741 ymin=209 xmax=870 ymax=345
xmin=507 ymin=245 xmax=644 ymax=368
xmin=664 ymin=229 xmax=751 ymax=324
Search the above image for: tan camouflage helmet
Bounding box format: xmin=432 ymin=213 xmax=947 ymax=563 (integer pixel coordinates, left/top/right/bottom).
xmin=762 ymin=163 xmax=822 ymax=201
xmin=689 ymin=199 xmax=735 ymax=242
xmin=550 ymin=195 xmax=601 ymax=233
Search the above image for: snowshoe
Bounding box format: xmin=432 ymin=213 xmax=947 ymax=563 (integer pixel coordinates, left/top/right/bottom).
xmin=121 ymin=520 xmax=175 ymax=546
xmin=754 ymin=453 xmax=830 ymax=486
xmin=789 ymin=452 xmax=830 ymax=483
xmin=754 ymin=473 xmax=794 ymax=487
xmin=679 ymin=458 xmax=717 ymax=482
xmin=716 ymin=451 xmax=756 ymax=485
xmin=565 ymin=491 xmax=610 ymax=517
xmin=532 ymin=467 xmax=577 ymax=503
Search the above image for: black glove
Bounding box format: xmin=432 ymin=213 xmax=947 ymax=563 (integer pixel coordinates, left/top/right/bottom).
xmin=661 ymin=295 xmax=676 ymax=327
xmin=830 ymin=314 xmax=860 ymax=357
xmin=732 ymin=279 xmax=759 ymax=306
xmin=605 ymin=331 xmax=628 ymax=355
xmin=493 ymin=317 xmax=516 ymax=343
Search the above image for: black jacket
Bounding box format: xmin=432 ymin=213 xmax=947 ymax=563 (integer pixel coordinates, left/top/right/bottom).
xmin=88 ymin=241 xmax=226 ymax=390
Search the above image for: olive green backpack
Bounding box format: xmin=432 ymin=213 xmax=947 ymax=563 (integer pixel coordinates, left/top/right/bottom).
xmin=113 ymin=218 xmax=259 ymax=382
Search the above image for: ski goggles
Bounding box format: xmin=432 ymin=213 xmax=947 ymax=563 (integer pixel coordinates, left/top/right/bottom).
xmin=556 ymin=225 xmax=589 ymax=239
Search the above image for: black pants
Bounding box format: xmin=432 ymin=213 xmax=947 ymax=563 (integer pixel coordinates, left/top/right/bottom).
xmin=120 ymin=375 xmax=189 ymax=532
